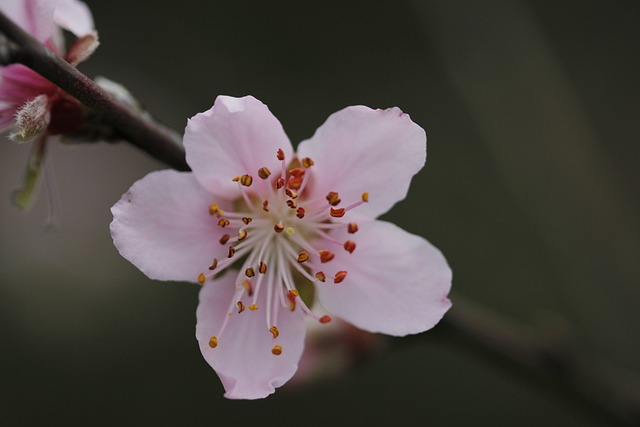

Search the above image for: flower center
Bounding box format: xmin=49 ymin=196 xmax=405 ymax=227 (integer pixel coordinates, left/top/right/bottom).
xmin=198 ymin=148 xmax=368 ymax=356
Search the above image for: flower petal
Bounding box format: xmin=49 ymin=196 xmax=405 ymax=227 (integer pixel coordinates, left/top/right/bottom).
xmin=297 ymin=106 xmax=426 ymax=218
xmin=0 ymin=0 xmax=56 ymax=42
xmin=110 ymin=170 xmax=231 ymax=282
xmin=184 ymin=95 xmax=294 ymax=199
xmin=196 ymin=272 xmax=306 ymax=399
xmin=52 ymin=0 xmax=95 ymax=38
xmin=314 ymin=220 xmax=451 ymax=336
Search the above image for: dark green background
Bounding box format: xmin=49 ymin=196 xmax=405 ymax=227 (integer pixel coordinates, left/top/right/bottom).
xmin=1 ymin=0 xmax=639 ymax=425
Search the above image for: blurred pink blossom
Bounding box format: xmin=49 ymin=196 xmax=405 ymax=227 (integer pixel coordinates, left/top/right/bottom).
xmin=110 ymin=95 xmax=452 ymax=399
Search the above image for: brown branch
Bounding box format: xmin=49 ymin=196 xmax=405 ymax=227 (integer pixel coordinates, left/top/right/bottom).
xmin=0 ymin=10 xmax=189 ymax=171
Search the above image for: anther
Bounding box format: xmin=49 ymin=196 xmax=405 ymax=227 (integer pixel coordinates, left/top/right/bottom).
xmin=208 ymin=204 xmax=220 ymax=216
xmin=218 ymin=218 xmax=230 ymax=227
xmin=286 ymin=200 xmax=297 ymax=209
xmin=296 ymin=207 xmax=306 ymax=219
xmin=219 ymin=234 xmax=230 ymax=244
xmin=301 ymin=157 xmax=314 ymax=168
xmin=274 ymin=222 xmax=285 ymax=233
xmin=344 ymin=240 xmax=356 ymax=253
xmin=287 ymin=289 xmax=298 ymax=311
xmin=277 ymin=148 xmax=285 ymax=161
xmin=276 ymin=178 xmax=285 ymax=189
xmin=348 ymin=223 xmax=359 ymax=234
xmin=315 ymin=272 xmax=326 ymax=282
xmin=326 ymin=191 xmax=341 ymax=206
xmin=269 ymin=326 xmax=280 ymax=339
xmin=237 ymin=229 xmax=248 ymax=241
xmin=286 ymin=189 xmax=298 ymax=200
xmin=330 ymin=207 xmax=345 ymax=218
xmin=228 ymin=246 xmax=236 ymax=258
xmin=237 ymin=301 xmax=245 ymax=313
xmin=297 ymin=250 xmax=309 ymax=263
xmin=288 ymin=176 xmax=303 ymax=190
xmin=245 ymin=267 xmax=255 ymax=278
xmin=242 ymin=217 xmax=253 ymax=225
xmin=239 ymin=174 xmax=253 ymax=187
xmin=319 ymin=250 xmax=335 ymax=263
xmin=259 ymin=261 xmax=267 ymax=274
xmin=334 ymin=271 xmax=348 ymax=284
xmin=208 ymin=258 xmax=218 ymax=270
xmin=242 ymin=279 xmax=253 ymax=296
xmin=257 ymin=167 xmax=271 ymax=179
xmin=197 ymin=273 xmax=206 ymax=285
xmin=263 ymin=200 xmax=269 ymax=212
xmin=272 ymin=345 xmax=283 ymax=356
xmin=319 ymin=315 xmax=332 ymax=324
xmin=209 ymin=336 xmax=218 ymax=348
xmin=248 ymin=304 xmax=259 ymax=311
xmin=232 ymin=176 xmax=240 ymax=182
xmin=362 ymin=192 xmax=369 ymax=202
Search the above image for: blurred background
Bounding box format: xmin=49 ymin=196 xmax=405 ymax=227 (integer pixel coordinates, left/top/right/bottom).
xmin=1 ymin=0 xmax=639 ymax=425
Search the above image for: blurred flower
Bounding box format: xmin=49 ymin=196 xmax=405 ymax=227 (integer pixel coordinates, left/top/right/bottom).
xmin=110 ymin=95 xmax=452 ymax=399
xmin=0 ymin=0 xmax=98 ymax=209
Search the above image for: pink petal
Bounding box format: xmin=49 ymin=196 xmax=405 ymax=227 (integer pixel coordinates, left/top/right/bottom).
xmin=52 ymin=0 xmax=95 ymax=38
xmin=196 ymin=272 xmax=306 ymax=399
xmin=0 ymin=0 xmax=56 ymax=42
xmin=184 ymin=95 xmax=294 ymax=199
xmin=110 ymin=170 xmax=231 ymax=282
xmin=297 ymin=106 xmax=426 ymax=218
xmin=314 ymin=220 xmax=452 ymax=336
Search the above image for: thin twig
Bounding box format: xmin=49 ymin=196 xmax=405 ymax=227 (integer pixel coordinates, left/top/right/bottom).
xmin=0 ymin=11 xmax=189 ymax=171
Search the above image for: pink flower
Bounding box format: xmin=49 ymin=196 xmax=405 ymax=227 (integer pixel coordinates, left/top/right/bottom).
xmin=0 ymin=0 xmax=98 ymax=142
xmin=110 ymin=95 xmax=452 ymax=399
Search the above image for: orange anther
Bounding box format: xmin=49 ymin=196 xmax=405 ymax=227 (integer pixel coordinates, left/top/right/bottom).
xmin=237 ymin=229 xmax=248 ymax=241
xmin=208 ymin=204 xmax=220 ymax=216
xmin=287 ymin=290 xmax=298 ymax=311
xmin=315 ymin=272 xmax=326 ymax=282
xmin=232 ymin=176 xmax=240 ymax=182
xmin=237 ymin=301 xmax=245 ymax=313
xmin=285 ymin=188 xmax=298 ymax=199
xmin=209 ymin=336 xmax=218 ymax=348
xmin=263 ymin=200 xmax=269 ymax=212
xmin=242 ymin=279 xmax=253 ymax=296
xmin=218 ymin=218 xmax=230 ymax=227
xmin=276 ymin=177 xmax=285 ymax=189
xmin=319 ymin=315 xmax=332 ymax=324
xmin=296 ymin=207 xmax=306 ymax=219
xmin=274 ymin=223 xmax=285 ymax=233
xmin=248 ymin=304 xmax=259 ymax=311
xmin=333 ymin=271 xmax=348 ymax=284
xmin=326 ymin=191 xmax=341 ymax=206
xmin=344 ymin=240 xmax=356 ymax=253
xmin=242 ymin=217 xmax=253 ymax=225
xmin=289 ymin=168 xmax=305 ymax=177
xmin=286 ymin=199 xmax=297 ymax=209
xmin=348 ymin=222 xmax=359 ymax=234
xmin=297 ymin=250 xmax=309 ymax=263
xmin=330 ymin=207 xmax=345 ymax=218
xmin=301 ymin=157 xmax=314 ymax=168
xmin=245 ymin=267 xmax=255 ymax=278
xmin=239 ymin=174 xmax=253 ymax=187
xmin=269 ymin=326 xmax=280 ymax=339
xmin=277 ymin=148 xmax=285 ymax=161
xmin=287 ymin=176 xmax=303 ymax=190
xmin=197 ymin=273 xmax=206 ymax=285
xmin=208 ymin=258 xmax=218 ymax=270
xmin=362 ymin=192 xmax=369 ymax=202
xmin=259 ymin=261 xmax=267 ymax=274
xmin=227 ymin=246 xmax=236 ymax=258
xmin=258 ymin=167 xmax=271 ymax=179
xmin=272 ymin=345 xmax=283 ymax=355
xmin=219 ymin=234 xmax=230 ymax=244
xmin=319 ymin=250 xmax=335 ymax=263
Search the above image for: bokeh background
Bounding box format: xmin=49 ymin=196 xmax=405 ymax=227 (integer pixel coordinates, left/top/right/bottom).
xmin=1 ymin=0 xmax=639 ymax=425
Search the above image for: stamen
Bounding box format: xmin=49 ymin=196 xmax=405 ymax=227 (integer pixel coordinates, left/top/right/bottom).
xmin=301 ymin=157 xmax=314 ymax=168
xmin=277 ymin=148 xmax=285 ymax=161
xmin=239 ymin=174 xmax=253 ymax=187
xmin=362 ymin=192 xmax=369 ymax=202
xmin=276 ymin=178 xmax=285 ymax=189
xmin=269 ymin=326 xmax=280 ymax=339
xmin=297 ymin=251 xmax=309 ymax=263
xmin=296 ymin=207 xmax=306 ymax=219
xmin=197 ymin=272 xmax=206 ymax=285
xmin=344 ymin=240 xmax=356 ymax=253
xmin=242 ymin=217 xmax=253 ymax=225
xmin=237 ymin=301 xmax=245 ymax=313
xmin=272 ymin=345 xmax=283 ymax=356
xmin=245 ymin=267 xmax=256 ymax=278
xmin=242 ymin=279 xmax=253 ymax=296
xmin=258 ymin=167 xmax=271 ymax=179
xmin=287 ymin=289 xmax=299 ymax=311
xmin=228 ymin=246 xmax=236 ymax=258
xmin=237 ymin=229 xmax=248 ymax=241
xmin=285 ymin=188 xmax=298 ymax=199
xmin=326 ymin=191 xmax=341 ymax=206
xmin=315 ymin=272 xmax=326 ymax=282
xmin=259 ymin=261 xmax=267 ymax=274
xmin=219 ymin=234 xmax=230 ymax=244
xmin=248 ymin=304 xmax=259 ymax=311
xmin=319 ymin=250 xmax=335 ymax=263
xmin=330 ymin=207 xmax=345 ymax=218
xmin=274 ymin=222 xmax=285 ymax=233
xmin=208 ymin=258 xmax=218 ymax=270
xmin=218 ymin=218 xmax=230 ymax=227
xmin=319 ymin=315 xmax=332 ymax=324
xmin=348 ymin=223 xmax=359 ymax=234
xmin=334 ymin=271 xmax=348 ymax=284
xmin=263 ymin=200 xmax=269 ymax=212
xmin=209 ymin=204 xmax=220 ymax=216
xmin=287 ymin=168 xmax=305 ymax=190
xmin=209 ymin=336 xmax=218 ymax=348
xmin=286 ymin=200 xmax=297 ymax=209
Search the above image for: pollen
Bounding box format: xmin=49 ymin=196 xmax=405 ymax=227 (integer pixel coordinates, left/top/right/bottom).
xmin=269 ymin=326 xmax=280 ymax=339
xmin=209 ymin=336 xmax=218 ymax=348
xmin=197 ymin=273 xmax=206 ymax=285
xmin=240 ymin=174 xmax=253 ymax=187
xmin=286 ymin=227 xmax=295 ymax=235
xmin=297 ymin=251 xmax=309 ymax=263
xmin=219 ymin=234 xmax=230 ymax=244
xmin=258 ymin=167 xmax=271 ymax=179
xmin=348 ymin=222 xmax=359 ymax=234
xmin=237 ymin=301 xmax=245 ymax=313
xmin=272 ymin=345 xmax=283 ymax=356
xmin=344 ymin=240 xmax=356 ymax=253
xmin=334 ymin=271 xmax=348 ymax=284
xmin=245 ymin=267 xmax=255 ymax=278
xmin=326 ymin=191 xmax=341 ymax=206
xmin=319 ymin=250 xmax=335 ymax=263
xmin=248 ymin=304 xmax=259 ymax=311
xmin=259 ymin=261 xmax=267 ymax=274
xmin=330 ymin=207 xmax=345 ymax=218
